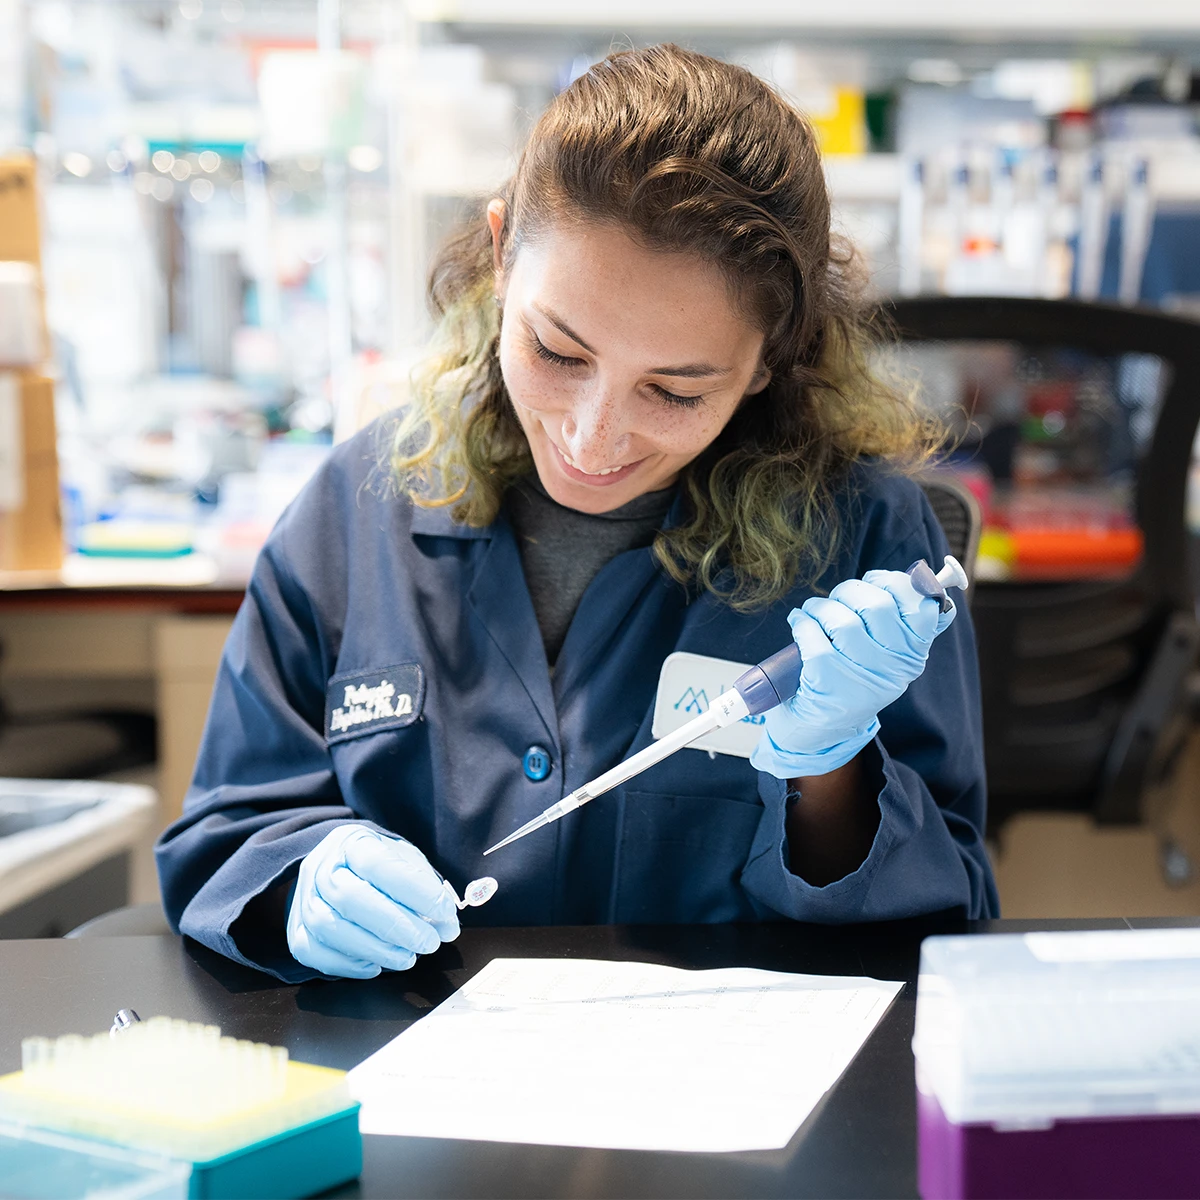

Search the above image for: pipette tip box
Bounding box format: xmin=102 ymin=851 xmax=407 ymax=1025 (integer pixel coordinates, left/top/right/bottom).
xmin=0 ymin=1121 xmax=191 ymax=1200
xmin=0 ymin=1017 xmax=361 ymax=1199
xmin=914 ymin=929 xmax=1200 ymax=1200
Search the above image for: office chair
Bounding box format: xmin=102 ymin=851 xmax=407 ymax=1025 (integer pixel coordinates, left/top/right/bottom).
xmin=917 ymin=473 xmax=982 ymax=589
xmin=888 ymin=297 xmax=1200 ymax=831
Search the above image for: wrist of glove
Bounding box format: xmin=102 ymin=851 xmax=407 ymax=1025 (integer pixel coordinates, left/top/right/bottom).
xmin=286 ymin=824 xmax=460 ymax=980
xmin=751 ymin=568 xmax=955 ymax=781
xmin=752 ymin=718 xmax=881 ymax=779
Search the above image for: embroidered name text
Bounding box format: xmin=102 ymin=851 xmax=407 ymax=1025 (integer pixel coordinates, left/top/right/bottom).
xmin=330 ymin=680 xmax=413 ymax=733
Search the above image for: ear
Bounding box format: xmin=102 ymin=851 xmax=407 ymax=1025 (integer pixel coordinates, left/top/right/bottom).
xmin=486 ymin=198 xmax=506 ymax=279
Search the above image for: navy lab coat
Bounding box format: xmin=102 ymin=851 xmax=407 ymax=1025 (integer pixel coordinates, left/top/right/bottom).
xmin=157 ymin=422 xmax=998 ymax=981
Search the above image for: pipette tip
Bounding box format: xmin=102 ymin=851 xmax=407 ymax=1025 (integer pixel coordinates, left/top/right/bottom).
xmin=484 ymin=813 xmax=548 ymax=856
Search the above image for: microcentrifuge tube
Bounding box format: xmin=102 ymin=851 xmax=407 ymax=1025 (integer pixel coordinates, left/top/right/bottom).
xmin=443 ymin=876 xmax=498 ymax=910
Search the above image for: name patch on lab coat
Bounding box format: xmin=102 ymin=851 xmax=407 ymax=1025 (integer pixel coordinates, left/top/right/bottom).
xmin=651 ymin=651 xmax=767 ymax=760
xmin=325 ymin=664 xmax=425 ymax=745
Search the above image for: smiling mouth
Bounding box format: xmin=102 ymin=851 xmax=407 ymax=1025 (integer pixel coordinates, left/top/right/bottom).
xmin=553 ymin=443 xmax=640 ymax=477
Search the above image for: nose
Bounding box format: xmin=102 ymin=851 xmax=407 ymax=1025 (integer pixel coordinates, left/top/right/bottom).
xmin=561 ymin=383 xmax=632 ymax=470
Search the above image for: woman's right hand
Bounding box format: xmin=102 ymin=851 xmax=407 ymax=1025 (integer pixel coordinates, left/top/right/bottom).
xmin=286 ymin=825 xmax=460 ymax=979
xmin=751 ymin=568 xmax=955 ymax=780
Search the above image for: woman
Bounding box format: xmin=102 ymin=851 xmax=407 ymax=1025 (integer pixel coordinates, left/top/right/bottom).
xmin=157 ymin=45 xmax=998 ymax=982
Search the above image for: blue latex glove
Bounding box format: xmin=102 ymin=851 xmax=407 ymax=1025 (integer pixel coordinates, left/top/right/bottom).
xmin=750 ymin=569 xmax=957 ymax=780
xmin=286 ymin=825 xmax=460 ymax=979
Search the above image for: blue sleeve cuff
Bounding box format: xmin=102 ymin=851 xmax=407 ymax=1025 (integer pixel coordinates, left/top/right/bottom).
xmin=741 ymin=731 xmax=990 ymax=921
xmin=740 ymin=738 xmax=900 ymax=922
xmin=178 ymin=816 xmax=395 ymax=982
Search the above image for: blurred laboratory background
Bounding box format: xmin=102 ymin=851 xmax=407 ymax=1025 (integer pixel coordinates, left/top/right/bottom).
xmin=3 ymin=0 xmax=1200 ymax=936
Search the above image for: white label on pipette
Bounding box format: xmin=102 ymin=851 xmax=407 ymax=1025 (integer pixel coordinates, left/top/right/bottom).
xmin=651 ymin=652 xmax=765 ymax=759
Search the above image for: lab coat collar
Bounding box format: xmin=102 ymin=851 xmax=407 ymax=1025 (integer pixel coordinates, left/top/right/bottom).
xmin=662 ymin=486 xmax=688 ymax=534
xmin=409 ymin=503 xmax=494 ymax=540
xmin=465 ymin=511 xmax=560 ymax=750
xmin=397 ymin=482 xmax=559 ymax=743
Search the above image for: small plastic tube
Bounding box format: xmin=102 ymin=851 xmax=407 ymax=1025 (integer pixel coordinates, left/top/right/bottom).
xmin=21 ymin=1037 xmax=50 ymax=1072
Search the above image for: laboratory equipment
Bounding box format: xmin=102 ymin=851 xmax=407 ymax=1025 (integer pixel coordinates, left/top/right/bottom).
xmin=0 ymin=1121 xmax=191 ymax=1200
xmin=1076 ymin=152 xmax=1109 ymax=300
xmin=1118 ymin=157 xmax=1155 ymax=307
xmin=1035 ymin=154 xmax=1063 ymax=299
xmin=751 ymin=564 xmax=957 ymax=779
xmin=0 ymin=1016 xmax=361 ymax=1199
xmin=444 ymin=876 xmax=497 ymax=910
xmin=914 ymin=929 xmax=1200 ymax=1199
xmin=897 ymin=158 xmax=925 ymax=296
xmin=110 ymin=1007 xmax=141 ymax=1035
xmin=485 ymin=556 xmax=967 ymax=856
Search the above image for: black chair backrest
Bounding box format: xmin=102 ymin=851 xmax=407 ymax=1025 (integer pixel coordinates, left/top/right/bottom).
xmin=886 ymin=298 xmax=1200 ymax=830
xmin=917 ymin=474 xmax=982 ymax=588
xmin=888 ymin=297 xmax=1200 ymax=610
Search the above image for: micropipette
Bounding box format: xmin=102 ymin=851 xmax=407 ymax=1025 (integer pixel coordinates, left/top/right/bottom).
xmin=484 ymin=556 xmax=967 ymax=856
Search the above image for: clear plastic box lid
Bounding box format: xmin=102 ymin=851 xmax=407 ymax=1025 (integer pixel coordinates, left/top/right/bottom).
xmin=913 ymin=930 xmax=1200 ymax=1126
xmin=0 ymin=1122 xmax=190 ymax=1200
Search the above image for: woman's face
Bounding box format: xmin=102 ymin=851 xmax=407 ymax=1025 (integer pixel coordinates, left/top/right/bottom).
xmin=491 ymin=206 xmax=769 ymax=514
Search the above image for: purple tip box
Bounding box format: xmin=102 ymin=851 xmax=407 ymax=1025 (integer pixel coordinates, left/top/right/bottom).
xmin=918 ymin=1082 xmax=1200 ymax=1199
xmin=914 ymin=929 xmax=1200 ymax=1200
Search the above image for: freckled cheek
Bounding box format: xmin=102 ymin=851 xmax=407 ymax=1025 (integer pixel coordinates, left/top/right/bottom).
xmin=640 ymin=407 xmax=728 ymax=458
xmin=500 ymin=345 xmax=570 ymax=417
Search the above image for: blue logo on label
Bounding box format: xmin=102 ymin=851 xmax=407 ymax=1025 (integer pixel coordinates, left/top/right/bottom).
xmin=673 ymin=685 xmax=765 ymax=725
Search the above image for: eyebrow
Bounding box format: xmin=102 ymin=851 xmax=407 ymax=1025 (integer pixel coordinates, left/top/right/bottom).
xmin=533 ymin=304 xmax=597 ymax=355
xmin=531 ymin=303 xmax=732 ymax=379
xmin=648 ymin=361 xmax=731 ymax=379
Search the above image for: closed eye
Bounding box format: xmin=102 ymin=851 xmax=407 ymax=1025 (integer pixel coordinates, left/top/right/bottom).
xmin=532 ymin=335 xmax=584 ymax=368
xmin=648 ymin=383 xmax=704 ymax=409
xmin=533 ymin=332 xmax=702 ymax=408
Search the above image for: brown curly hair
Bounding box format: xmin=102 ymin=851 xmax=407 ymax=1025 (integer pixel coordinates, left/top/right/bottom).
xmin=390 ymin=43 xmax=933 ymax=609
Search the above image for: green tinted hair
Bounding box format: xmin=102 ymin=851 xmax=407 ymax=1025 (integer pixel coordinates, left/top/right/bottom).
xmin=390 ymin=43 xmax=935 ymax=609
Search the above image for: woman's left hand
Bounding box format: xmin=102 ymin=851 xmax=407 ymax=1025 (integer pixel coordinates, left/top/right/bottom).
xmin=750 ymin=569 xmax=956 ymax=780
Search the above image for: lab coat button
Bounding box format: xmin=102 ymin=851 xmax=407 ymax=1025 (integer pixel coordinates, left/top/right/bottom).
xmin=523 ymin=745 xmax=552 ymax=781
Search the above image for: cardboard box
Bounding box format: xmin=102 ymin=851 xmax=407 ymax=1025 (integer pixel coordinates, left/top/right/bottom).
xmin=154 ymin=616 xmax=235 ymax=822
xmin=0 ymin=372 xmax=62 ymax=571
xmin=0 ymin=261 xmax=44 ymax=366
xmin=0 ymin=159 xmax=60 ymax=573
xmin=0 ymin=156 xmax=41 ymax=267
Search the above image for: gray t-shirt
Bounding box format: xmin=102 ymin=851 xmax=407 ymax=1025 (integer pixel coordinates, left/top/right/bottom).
xmin=507 ymin=476 xmax=675 ymax=667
